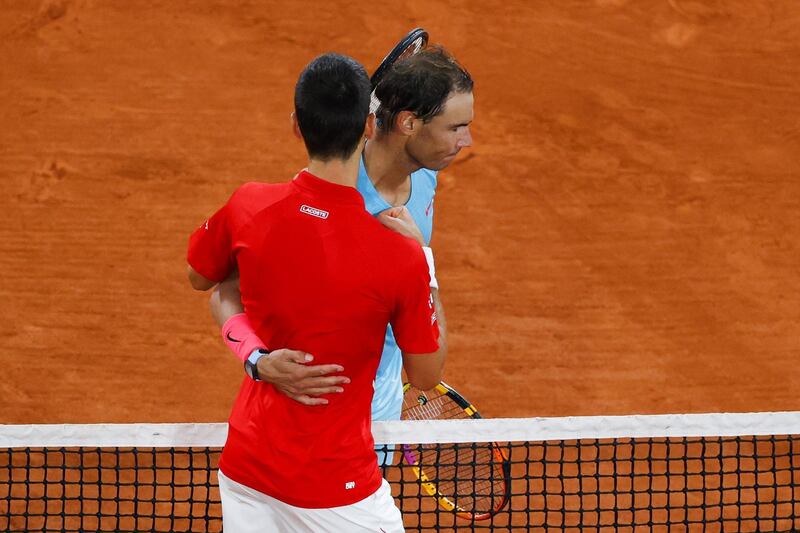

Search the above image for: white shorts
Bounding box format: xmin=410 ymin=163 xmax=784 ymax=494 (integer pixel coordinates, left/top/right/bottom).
xmin=218 ymin=470 xmax=405 ymax=533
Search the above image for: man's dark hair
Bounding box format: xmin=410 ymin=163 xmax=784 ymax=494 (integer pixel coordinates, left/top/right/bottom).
xmin=294 ymin=53 xmax=371 ymax=161
xmin=375 ymin=46 xmax=473 ymax=132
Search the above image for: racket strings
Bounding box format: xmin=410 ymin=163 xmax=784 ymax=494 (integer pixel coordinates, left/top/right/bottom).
xmin=402 ymin=387 xmax=507 ymax=515
xmin=402 ymin=391 xmax=464 ymax=421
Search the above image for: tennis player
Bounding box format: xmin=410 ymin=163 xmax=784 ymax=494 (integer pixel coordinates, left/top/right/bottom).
xmin=210 ymin=47 xmax=474 ymax=464
xmin=187 ymin=53 xmax=444 ymax=532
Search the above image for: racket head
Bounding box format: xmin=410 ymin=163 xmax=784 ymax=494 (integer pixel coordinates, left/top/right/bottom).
xmin=401 ymin=381 xmax=511 ymax=521
xmin=369 ymin=27 xmax=428 ymax=113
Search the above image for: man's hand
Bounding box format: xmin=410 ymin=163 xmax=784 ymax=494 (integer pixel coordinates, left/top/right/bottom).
xmin=256 ymin=350 xmax=350 ymax=406
xmin=377 ymin=206 xmax=424 ymax=245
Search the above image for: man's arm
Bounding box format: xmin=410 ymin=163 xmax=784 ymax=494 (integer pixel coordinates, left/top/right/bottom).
xmin=209 ymin=271 xmax=245 ymax=325
xmin=187 ymin=198 xmax=236 ymax=290
xmin=210 ymin=271 xmax=350 ymax=406
xmin=402 ymin=287 xmax=447 ymax=391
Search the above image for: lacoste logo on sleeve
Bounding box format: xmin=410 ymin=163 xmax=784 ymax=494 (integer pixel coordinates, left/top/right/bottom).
xmin=300 ymin=205 xmax=329 ymax=219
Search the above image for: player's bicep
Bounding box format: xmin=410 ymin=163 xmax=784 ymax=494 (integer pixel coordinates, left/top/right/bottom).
xmin=392 ymin=292 xmax=439 ymax=353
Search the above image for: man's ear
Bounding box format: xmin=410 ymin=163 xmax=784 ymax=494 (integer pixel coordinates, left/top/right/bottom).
xmin=394 ymin=110 xmax=419 ymax=137
xmin=364 ymin=113 xmax=376 ymax=140
xmin=290 ymin=112 xmax=302 ymax=139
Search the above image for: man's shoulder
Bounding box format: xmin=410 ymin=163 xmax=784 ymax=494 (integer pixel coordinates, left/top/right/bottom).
xmin=230 ymin=180 xmax=294 ymax=206
xmin=225 ymin=180 xmax=297 ymax=220
xmin=368 ymin=224 xmax=426 ymax=267
xmin=410 ymin=167 xmax=437 ymax=188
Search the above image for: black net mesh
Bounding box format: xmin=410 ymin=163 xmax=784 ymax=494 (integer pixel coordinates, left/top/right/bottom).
xmin=2 ymin=432 xmax=799 ymax=531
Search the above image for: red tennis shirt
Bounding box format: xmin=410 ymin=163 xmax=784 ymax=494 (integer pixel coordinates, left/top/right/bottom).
xmin=187 ymin=170 xmax=439 ymax=508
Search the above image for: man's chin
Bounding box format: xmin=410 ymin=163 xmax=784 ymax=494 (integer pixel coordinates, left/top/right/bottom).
xmin=424 ymin=155 xmax=458 ymax=172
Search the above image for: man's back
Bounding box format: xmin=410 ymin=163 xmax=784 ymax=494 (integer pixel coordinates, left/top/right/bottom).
xmin=212 ymin=171 xmax=437 ymax=508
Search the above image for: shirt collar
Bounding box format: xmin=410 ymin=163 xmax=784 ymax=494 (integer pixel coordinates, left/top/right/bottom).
xmin=293 ymin=170 xmax=365 ymax=207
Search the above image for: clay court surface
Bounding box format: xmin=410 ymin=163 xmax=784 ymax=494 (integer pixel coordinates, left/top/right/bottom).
xmin=1 ymin=0 xmax=799 ymax=425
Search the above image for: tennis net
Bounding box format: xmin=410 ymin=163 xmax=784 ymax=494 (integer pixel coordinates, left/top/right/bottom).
xmin=2 ymin=412 xmax=799 ymax=532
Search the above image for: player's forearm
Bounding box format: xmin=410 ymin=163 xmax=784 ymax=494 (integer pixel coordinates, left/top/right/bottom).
xmin=221 ymin=313 xmax=267 ymax=363
xmin=402 ymin=289 xmax=447 ymax=391
xmin=209 ymin=271 xmax=245 ymax=327
xmin=211 ymin=271 xmax=267 ymax=363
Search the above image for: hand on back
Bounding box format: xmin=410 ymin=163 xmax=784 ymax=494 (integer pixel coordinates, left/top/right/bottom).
xmin=256 ymin=349 xmax=350 ymax=406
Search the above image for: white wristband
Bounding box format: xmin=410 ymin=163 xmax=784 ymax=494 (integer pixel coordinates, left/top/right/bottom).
xmin=422 ymin=246 xmax=438 ymax=290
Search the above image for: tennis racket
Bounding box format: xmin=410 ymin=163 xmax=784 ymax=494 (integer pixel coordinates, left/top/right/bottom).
xmin=369 ymin=27 xmax=429 ymax=113
xmin=401 ymin=381 xmax=511 ymax=521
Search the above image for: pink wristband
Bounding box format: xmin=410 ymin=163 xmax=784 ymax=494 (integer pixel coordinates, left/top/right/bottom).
xmin=221 ymin=313 xmax=267 ymax=363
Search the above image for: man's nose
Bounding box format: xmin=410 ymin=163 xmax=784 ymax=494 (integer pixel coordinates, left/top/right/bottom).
xmin=457 ymin=128 xmax=472 ymax=148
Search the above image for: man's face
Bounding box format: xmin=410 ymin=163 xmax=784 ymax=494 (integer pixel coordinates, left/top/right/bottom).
xmin=406 ymin=91 xmax=474 ymax=171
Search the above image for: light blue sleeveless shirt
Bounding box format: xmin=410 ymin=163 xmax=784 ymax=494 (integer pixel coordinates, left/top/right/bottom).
xmin=356 ymin=157 xmax=437 ymax=428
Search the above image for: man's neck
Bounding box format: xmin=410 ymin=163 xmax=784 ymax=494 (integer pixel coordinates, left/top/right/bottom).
xmin=306 ymin=148 xmax=363 ymax=189
xmin=363 ymin=133 xmax=421 ymax=196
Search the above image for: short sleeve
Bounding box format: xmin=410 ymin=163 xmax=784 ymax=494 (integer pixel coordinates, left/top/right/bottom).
xmin=390 ymin=245 xmax=440 ymax=354
xmin=187 ymin=199 xmax=236 ymax=283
